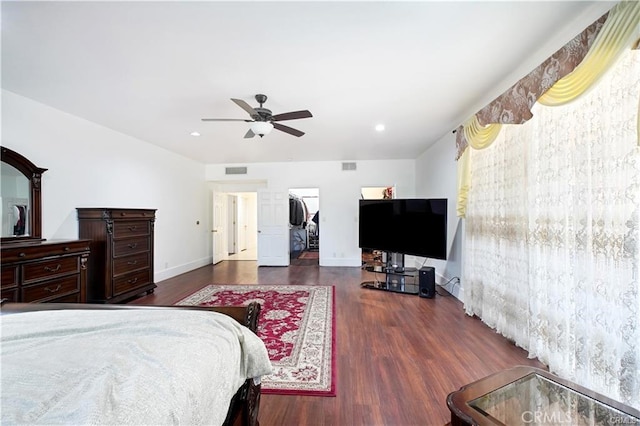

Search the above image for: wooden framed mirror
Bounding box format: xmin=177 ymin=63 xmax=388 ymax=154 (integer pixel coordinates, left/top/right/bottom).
xmin=0 ymin=146 xmax=47 ymax=243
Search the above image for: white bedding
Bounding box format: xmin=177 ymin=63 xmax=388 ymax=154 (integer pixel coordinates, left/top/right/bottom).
xmin=1 ymin=309 xmax=272 ymax=426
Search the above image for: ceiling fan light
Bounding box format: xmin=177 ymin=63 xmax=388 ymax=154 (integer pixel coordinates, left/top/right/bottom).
xmin=250 ymin=121 xmax=274 ymax=137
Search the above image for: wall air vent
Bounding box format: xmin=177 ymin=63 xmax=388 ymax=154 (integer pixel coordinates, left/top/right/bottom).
xmin=225 ymin=166 xmax=248 ymax=175
xmin=342 ymin=162 xmax=357 ymax=171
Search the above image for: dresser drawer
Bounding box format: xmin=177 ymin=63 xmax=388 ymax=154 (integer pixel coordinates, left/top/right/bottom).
xmin=113 ymin=237 xmax=150 ymax=258
xmin=113 ymin=221 xmax=150 ymax=239
xmin=77 ymin=209 xmax=155 ymax=220
xmin=113 ymin=269 xmax=151 ymax=296
xmin=1 ymin=288 xmax=18 ymax=303
xmin=22 ymin=256 xmax=80 ymax=284
xmin=1 ymin=240 xmax=90 ymax=263
xmin=111 ymin=209 xmax=154 ymax=219
xmin=22 ymin=275 xmax=80 ymax=303
xmin=113 ymin=252 xmax=150 ymax=277
xmin=1 ymin=266 xmax=18 ymax=289
xmin=48 ymin=293 xmax=82 ymax=303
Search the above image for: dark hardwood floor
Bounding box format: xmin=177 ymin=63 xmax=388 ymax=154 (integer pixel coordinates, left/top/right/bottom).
xmin=130 ymin=261 xmax=545 ymax=426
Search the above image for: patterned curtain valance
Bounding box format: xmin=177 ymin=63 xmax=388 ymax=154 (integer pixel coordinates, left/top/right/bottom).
xmin=455 ymin=13 xmax=608 ymax=160
xmin=476 ymin=16 xmax=607 ymax=125
xmin=538 ymin=3 xmax=640 ymax=106
xmin=455 ymin=1 xmax=640 ymax=218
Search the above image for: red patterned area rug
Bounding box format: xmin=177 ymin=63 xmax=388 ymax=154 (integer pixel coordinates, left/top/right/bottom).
xmin=176 ymin=285 xmax=336 ymax=397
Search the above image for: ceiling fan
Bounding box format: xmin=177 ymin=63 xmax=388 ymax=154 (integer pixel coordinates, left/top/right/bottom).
xmin=202 ymin=94 xmax=312 ymax=138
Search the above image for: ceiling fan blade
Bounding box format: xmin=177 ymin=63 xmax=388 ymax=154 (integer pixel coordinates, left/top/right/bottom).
xmin=231 ymin=98 xmax=259 ymax=117
xmin=201 ymin=118 xmax=252 ymax=122
xmin=271 ymin=110 xmax=313 ymax=121
xmin=273 ymin=122 xmax=305 ymax=137
xmin=244 ymin=129 xmax=256 ymax=139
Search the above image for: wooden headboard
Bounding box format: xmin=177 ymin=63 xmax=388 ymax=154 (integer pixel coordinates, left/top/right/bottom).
xmin=0 ymin=302 xmax=261 ymax=333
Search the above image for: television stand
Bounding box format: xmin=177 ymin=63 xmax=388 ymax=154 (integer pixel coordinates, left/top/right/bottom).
xmin=361 ymin=265 xmax=419 ymax=295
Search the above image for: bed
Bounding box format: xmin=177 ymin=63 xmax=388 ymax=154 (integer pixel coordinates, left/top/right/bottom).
xmin=0 ymin=302 xmax=272 ymax=426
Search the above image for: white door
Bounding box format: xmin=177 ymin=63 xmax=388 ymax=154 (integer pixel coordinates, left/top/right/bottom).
xmin=212 ymin=191 xmax=226 ymax=264
xmin=257 ymin=189 xmax=289 ymax=266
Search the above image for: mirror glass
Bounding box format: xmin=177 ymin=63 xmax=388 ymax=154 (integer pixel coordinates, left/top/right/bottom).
xmin=1 ymin=161 xmax=31 ymax=237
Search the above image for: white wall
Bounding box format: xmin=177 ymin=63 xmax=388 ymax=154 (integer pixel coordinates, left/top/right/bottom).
xmin=2 ymin=89 xmax=423 ymax=275
xmin=206 ymin=160 xmax=416 ymax=267
xmin=415 ymin=132 xmax=464 ymax=300
xmin=2 ymin=90 xmax=212 ymax=282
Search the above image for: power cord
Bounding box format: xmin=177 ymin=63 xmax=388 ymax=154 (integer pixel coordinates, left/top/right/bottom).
xmin=436 ymin=276 xmax=460 ymax=297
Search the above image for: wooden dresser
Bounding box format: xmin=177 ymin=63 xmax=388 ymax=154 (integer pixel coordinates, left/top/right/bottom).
xmin=77 ymin=208 xmax=156 ymax=304
xmin=1 ymin=239 xmax=90 ymax=303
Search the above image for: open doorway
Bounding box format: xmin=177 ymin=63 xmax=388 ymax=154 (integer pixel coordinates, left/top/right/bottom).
xmin=289 ymin=188 xmax=319 ymax=265
xmin=212 ymin=183 xmax=290 ymax=266
xmin=226 ymin=192 xmax=258 ymax=261
xmin=360 ymin=185 xmax=395 ymax=266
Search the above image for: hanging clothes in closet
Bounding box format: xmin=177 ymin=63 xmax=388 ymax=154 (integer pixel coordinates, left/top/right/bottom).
xmin=289 ymin=193 xmax=309 ymax=253
xmin=289 ymin=194 xmax=306 ymax=227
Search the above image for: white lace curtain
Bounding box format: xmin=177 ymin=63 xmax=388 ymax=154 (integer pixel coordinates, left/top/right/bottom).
xmin=464 ymin=49 xmax=640 ymax=409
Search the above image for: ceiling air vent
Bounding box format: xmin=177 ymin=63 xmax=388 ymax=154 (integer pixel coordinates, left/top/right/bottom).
xmin=225 ymin=166 xmax=248 ymax=175
xmin=342 ymin=162 xmax=357 ymax=171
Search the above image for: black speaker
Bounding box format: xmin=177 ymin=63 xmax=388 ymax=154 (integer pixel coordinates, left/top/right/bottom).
xmin=419 ymin=267 xmax=435 ymax=298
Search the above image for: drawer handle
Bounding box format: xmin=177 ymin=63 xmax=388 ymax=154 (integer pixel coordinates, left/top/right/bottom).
xmin=127 ymin=260 xmax=138 ymax=265
xmin=128 ymin=226 xmax=138 ymax=231
xmin=44 ymin=285 xmax=62 ymax=293
xmin=18 ymin=252 xmax=26 ymax=258
xmin=64 ymin=247 xmax=70 ymax=251
xmin=128 ymin=278 xmax=138 ymax=284
xmin=44 ymin=264 xmax=62 ymax=272
xmin=128 ymin=243 xmax=138 ymax=249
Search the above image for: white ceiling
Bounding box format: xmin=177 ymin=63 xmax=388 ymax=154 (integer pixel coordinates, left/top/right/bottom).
xmin=1 ymin=1 xmax=615 ymax=165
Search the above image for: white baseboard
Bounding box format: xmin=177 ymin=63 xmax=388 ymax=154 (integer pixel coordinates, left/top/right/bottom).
xmin=154 ymin=256 xmax=212 ymax=283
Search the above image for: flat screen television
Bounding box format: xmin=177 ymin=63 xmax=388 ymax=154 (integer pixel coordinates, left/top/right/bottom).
xmin=359 ymin=198 xmax=447 ymax=260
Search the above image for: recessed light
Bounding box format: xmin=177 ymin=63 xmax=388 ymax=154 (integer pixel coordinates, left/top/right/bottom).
xmin=375 ymin=124 xmax=385 ymax=132
xmin=190 ymin=131 xmax=201 ymax=137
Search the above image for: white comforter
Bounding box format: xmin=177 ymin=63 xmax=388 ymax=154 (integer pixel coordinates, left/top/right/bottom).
xmin=1 ymin=309 xmax=272 ymax=426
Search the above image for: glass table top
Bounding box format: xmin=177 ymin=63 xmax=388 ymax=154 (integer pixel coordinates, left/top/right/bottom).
xmin=469 ymin=373 xmax=640 ymax=425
